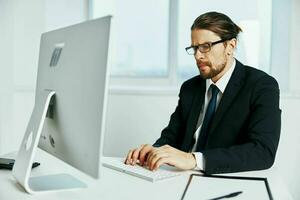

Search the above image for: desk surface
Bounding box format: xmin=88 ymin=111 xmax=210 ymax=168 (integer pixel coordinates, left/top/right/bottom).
xmin=0 ymin=149 xmax=293 ymax=200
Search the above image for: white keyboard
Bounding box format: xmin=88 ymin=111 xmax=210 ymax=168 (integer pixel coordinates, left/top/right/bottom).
xmin=102 ymin=157 xmax=182 ymax=182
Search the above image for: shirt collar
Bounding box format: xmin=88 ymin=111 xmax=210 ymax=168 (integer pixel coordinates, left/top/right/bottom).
xmin=206 ymin=58 xmax=236 ymax=94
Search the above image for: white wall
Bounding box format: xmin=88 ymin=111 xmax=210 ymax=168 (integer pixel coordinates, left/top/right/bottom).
xmin=0 ymin=0 xmax=44 ymax=154
xmin=0 ymin=0 xmax=88 ymax=154
xmin=0 ymin=0 xmax=14 ymax=154
xmin=275 ymin=98 xmax=300 ymax=199
xmin=275 ymin=0 xmax=300 ymax=198
xmin=103 ymin=92 xmax=177 ymax=157
xmin=289 ymin=0 xmax=300 ymax=93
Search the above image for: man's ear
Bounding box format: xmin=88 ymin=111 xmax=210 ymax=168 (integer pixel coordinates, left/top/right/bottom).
xmin=227 ymin=38 xmax=237 ymax=55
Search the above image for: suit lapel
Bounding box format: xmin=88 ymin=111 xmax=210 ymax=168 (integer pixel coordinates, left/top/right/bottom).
xmin=208 ymin=60 xmax=245 ymax=137
xmin=181 ymin=77 xmax=206 ymax=152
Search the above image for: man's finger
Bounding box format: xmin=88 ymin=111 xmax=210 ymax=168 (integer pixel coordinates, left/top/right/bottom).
xmin=149 ymin=152 xmax=168 ymax=170
xmin=132 ymin=146 xmax=143 ymax=165
xmin=125 ymin=149 xmax=133 ymax=165
xmin=139 ymin=145 xmax=153 ymax=165
xmin=146 ymin=148 xmax=162 ymax=169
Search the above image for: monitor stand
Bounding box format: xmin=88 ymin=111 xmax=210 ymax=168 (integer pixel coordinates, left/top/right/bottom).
xmin=12 ymin=90 xmax=87 ymax=194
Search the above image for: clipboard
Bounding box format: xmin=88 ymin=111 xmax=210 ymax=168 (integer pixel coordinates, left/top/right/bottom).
xmin=181 ymin=174 xmax=273 ymax=200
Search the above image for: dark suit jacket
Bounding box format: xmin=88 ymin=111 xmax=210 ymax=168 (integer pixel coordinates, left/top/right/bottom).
xmin=153 ymin=60 xmax=281 ymax=174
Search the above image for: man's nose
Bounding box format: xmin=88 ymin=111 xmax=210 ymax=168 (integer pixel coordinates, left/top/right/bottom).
xmin=194 ymin=49 xmax=205 ymax=60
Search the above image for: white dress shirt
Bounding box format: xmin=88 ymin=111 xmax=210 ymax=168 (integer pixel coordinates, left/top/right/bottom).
xmin=192 ymin=59 xmax=236 ymax=170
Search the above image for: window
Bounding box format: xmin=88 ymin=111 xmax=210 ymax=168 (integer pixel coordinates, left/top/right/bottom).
xmin=102 ymin=0 xmax=170 ymax=77
xmin=91 ymin=0 xmax=273 ymax=88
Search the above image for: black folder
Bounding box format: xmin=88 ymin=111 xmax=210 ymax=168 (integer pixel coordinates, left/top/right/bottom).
xmin=181 ymin=174 xmax=273 ymax=200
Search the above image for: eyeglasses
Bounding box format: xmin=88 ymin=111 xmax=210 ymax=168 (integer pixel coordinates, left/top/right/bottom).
xmin=185 ymin=38 xmax=231 ymax=55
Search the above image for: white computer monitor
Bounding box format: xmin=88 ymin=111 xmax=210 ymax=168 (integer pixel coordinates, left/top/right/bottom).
xmin=12 ymin=16 xmax=112 ymax=194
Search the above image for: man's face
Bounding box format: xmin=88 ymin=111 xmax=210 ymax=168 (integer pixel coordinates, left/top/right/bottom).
xmin=191 ymin=29 xmax=232 ymax=80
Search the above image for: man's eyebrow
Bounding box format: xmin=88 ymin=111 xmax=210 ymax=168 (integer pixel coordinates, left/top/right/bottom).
xmin=191 ymin=41 xmax=211 ymax=46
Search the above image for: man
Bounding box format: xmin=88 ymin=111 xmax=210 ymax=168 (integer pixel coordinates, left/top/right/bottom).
xmin=125 ymin=11 xmax=281 ymax=174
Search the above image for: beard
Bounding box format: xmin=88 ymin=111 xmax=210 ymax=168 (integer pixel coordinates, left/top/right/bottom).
xmin=197 ymin=55 xmax=227 ymax=80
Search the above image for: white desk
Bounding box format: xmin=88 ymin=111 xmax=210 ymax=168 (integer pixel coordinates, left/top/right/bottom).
xmin=0 ymin=149 xmax=293 ymax=200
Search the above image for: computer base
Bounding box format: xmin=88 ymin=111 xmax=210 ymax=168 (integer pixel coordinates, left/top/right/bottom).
xmin=28 ymin=173 xmax=86 ymax=192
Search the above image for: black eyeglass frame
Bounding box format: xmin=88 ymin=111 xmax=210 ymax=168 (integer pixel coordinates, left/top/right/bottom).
xmin=185 ymin=38 xmax=233 ymax=55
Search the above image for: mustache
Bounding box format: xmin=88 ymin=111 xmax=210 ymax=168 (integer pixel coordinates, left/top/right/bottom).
xmin=197 ymin=61 xmax=211 ymax=66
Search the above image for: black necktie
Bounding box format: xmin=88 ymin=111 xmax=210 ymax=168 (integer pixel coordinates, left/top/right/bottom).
xmin=196 ymin=84 xmax=219 ymax=152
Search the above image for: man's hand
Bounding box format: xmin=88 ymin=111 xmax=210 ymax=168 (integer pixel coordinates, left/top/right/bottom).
xmin=125 ymin=144 xmax=154 ymax=166
xmin=125 ymin=144 xmax=196 ymax=171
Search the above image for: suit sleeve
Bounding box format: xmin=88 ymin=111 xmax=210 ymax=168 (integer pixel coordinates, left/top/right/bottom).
xmin=153 ymin=84 xmax=186 ymax=148
xmin=202 ymin=75 xmax=281 ymax=174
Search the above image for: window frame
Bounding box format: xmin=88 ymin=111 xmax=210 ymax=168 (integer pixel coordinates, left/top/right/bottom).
xmin=90 ymin=0 xmax=300 ymax=97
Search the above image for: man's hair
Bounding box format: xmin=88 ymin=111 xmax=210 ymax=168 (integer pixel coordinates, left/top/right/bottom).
xmin=191 ymin=11 xmax=242 ymax=40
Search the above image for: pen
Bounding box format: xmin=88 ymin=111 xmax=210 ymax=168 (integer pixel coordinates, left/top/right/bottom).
xmin=208 ymin=191 xmax=243 ymax=200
